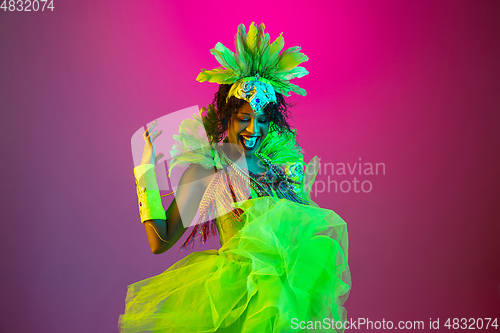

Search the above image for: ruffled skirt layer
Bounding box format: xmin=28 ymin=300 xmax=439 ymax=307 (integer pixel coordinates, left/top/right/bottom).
xmin=119 ymin=197 xmax=351 ymax=333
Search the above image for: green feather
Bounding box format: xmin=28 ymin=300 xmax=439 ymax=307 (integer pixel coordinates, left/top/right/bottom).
xmin=196 ymin=23 xmax=309 ymax=97
xmin=274 ymin=51 xmax=308 ymax=73
xmin=235 ymin=24 xmax=251 ymax=75
xmin=211 ymin=43 xmax=239 ymax=72
xmin=168 ymin=113 xmax=217 ymax=176
xmin=256 ymin=23 xmax=266 ymax=53
xmin=265 ymin=34 xmax=284 ymax=70
xmin=288 ymin=82 xmax=307 ymax=96
xmin=246 ymin=22 xmax=258 ymax=57
xmin=257 ymin=128 xmax=305 ymax=165
xmin=275 ymin=66 xmax=309 ymax=80
xmin=197 ymin=67 xmax=238 ymax=84
xmin=259 ymin=33 xmax=271 ymax=75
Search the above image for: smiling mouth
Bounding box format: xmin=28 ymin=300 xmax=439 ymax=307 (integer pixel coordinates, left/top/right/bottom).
xmin=240 ymin=135 xmax=260 ymax=150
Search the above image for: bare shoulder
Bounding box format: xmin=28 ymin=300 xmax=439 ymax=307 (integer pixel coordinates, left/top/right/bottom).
xmin=178 ymin=163 xmax=216 ymax=188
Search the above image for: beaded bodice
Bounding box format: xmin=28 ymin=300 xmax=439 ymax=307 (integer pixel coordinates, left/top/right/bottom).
xmin=180 ymin=154 xmax=309 ymax=250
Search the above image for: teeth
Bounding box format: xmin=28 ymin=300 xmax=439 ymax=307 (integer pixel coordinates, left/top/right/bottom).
xmin=241 ymin=136 xmax=259 ymax=149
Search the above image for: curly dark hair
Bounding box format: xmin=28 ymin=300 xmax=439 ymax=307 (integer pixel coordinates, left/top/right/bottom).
xmin=202 ymin=84 xmax=295 ymax=143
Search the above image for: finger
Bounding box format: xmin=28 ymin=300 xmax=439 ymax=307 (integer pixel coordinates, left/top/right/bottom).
xmin=144 ymin=120 xmax=158 ymax=138
xmin=145 ymin=124 xmax=157 ymax=138
xmin=152 ymin=130 xmax=163 ymax=141
xmin=146 ymin=130 xmax=160 ymax=143
xmin=154 ymin=153 xmax=165 ymax=165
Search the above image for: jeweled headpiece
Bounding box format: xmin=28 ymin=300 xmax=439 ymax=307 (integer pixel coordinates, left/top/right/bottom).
xmin=196 ymin=22 xmax=309 ymax=114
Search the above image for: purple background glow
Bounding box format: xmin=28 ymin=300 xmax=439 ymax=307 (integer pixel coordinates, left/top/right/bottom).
xmin=1 ymin=1 xmax=499 ymax=332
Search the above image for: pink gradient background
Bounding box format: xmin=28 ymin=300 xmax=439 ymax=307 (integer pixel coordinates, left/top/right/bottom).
xmin=1 ymin=0 xmax=499 ymax=332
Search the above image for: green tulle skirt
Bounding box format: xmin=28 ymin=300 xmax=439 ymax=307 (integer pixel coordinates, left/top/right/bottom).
xmin=119 ymin=197 xmax=351 ymax=333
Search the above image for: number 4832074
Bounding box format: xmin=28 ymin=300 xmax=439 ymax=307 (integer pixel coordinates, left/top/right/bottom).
xmin=1 ymin=0 xmax=54 ymax=11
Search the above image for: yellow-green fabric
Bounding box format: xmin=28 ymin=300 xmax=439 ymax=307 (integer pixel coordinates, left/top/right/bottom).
xmin=119 ymin=196 xmax=350 ymax=332
xmin=134 ymin=164 xmax=166 ymax=223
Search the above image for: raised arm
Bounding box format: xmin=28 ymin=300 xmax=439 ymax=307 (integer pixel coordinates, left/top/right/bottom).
xmin=136 ymin=120 xmax=214 ymax=254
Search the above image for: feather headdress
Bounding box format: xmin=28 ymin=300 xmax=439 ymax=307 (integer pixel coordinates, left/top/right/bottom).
xmin=196 ymin=23 xmax=309 ymax=97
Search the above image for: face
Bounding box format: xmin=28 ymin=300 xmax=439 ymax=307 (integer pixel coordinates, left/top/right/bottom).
xmin=227 ymin=102 xmax=269 ymax=157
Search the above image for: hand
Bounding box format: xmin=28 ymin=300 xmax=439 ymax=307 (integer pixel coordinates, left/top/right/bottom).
xmin=140 ymin=120 xmax=164 ymax=165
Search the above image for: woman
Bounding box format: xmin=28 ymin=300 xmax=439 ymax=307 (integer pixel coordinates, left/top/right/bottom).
xmin=120 ymin=23 xmax=351 ymax=333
